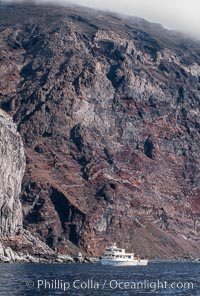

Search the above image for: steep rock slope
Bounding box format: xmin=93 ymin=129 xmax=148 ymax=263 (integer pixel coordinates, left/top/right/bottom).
xmin=0 ymin=3 xmax=200 ymax=258
xmin=0 ymin=110 xmax=25 ymax=236
xmin=0 ymin=109 xmax=56 ymax=261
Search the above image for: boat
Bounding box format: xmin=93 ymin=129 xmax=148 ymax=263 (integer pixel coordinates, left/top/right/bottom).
xmin=101 ymin=243 xmax=148 ymax=266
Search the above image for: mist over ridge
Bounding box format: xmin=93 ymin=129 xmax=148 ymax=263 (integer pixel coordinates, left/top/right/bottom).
xmin=1 ymin=0 xmax=200 ymax=39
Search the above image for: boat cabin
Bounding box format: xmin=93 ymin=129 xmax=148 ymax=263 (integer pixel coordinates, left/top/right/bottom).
xmin=104 ymin=243 xmax=135 ymax=259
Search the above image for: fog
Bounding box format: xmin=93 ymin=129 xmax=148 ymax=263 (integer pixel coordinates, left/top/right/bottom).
xmin=1 ymin=0 xmax=200 ymax=39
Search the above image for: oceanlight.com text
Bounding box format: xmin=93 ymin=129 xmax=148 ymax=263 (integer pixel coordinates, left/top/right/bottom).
xmin=25 ymin=278 xmax=194 ymax=292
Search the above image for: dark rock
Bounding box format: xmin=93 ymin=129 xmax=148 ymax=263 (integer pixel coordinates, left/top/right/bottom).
xmin=0 ymin=3 xmax=200 ymax=259
xmin=144 ymin=135 xmax=155 ymax=159
xmin=34 ymin=144 xmax=44 ymax=153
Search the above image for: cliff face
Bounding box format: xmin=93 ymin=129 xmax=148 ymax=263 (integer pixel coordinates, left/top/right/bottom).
xmin=0 ymin=3 xmax=200 ymax=258
xmin=0 ymin=110 xmax=25 ymax=236
xmin=0 ymin=110 xmax=56 ymax=262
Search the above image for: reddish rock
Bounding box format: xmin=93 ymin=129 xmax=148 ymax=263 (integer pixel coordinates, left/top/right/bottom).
xmin=0 ymin=3 xmax=200 ymax=258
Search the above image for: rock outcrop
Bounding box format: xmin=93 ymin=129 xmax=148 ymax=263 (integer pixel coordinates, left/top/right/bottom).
xmin=0 ymin=3 xmax=200 ymax=259
xmin=0 ymin=230 xmax=70 ymax=263
xmin=0 ymin=110 xmax=25 ymax=236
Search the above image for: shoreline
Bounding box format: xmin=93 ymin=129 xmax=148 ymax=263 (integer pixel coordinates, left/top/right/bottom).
xmin=1 ymin=257 xmax=200 ymax=264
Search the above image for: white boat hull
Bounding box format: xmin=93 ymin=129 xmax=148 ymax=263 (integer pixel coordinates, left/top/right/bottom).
xmin=101 ymin=243 xmax=148 ymax=266
xmin=137 ymin=259 xmax=148 ymax=266
xmin=101 ymin=258 xmax=148 ymax=266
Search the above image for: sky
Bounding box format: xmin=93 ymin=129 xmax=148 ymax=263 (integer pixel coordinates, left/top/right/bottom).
xmin=2 ymin=0 xmax=200 ymax=39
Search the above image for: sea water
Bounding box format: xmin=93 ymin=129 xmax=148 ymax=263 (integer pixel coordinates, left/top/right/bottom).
xmin=0 ymin=262 xmax=200 ymax=295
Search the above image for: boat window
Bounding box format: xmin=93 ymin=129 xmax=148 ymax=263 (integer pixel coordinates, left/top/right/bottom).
xmin=128 ymin=256 xmax=131 ymax=259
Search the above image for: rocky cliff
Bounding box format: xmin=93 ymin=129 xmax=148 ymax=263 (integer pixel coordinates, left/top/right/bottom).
xmin=0 ymin=2 xmax=200 ymax=259
xmin=0 ymin=110 xmax=25 ymax=236
xmin=0 ymin=109 xmax=59 ymax=262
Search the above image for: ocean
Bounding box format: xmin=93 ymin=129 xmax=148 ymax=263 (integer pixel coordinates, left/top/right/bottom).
xmin=0 ymin=262 xmax=200 ymax=295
